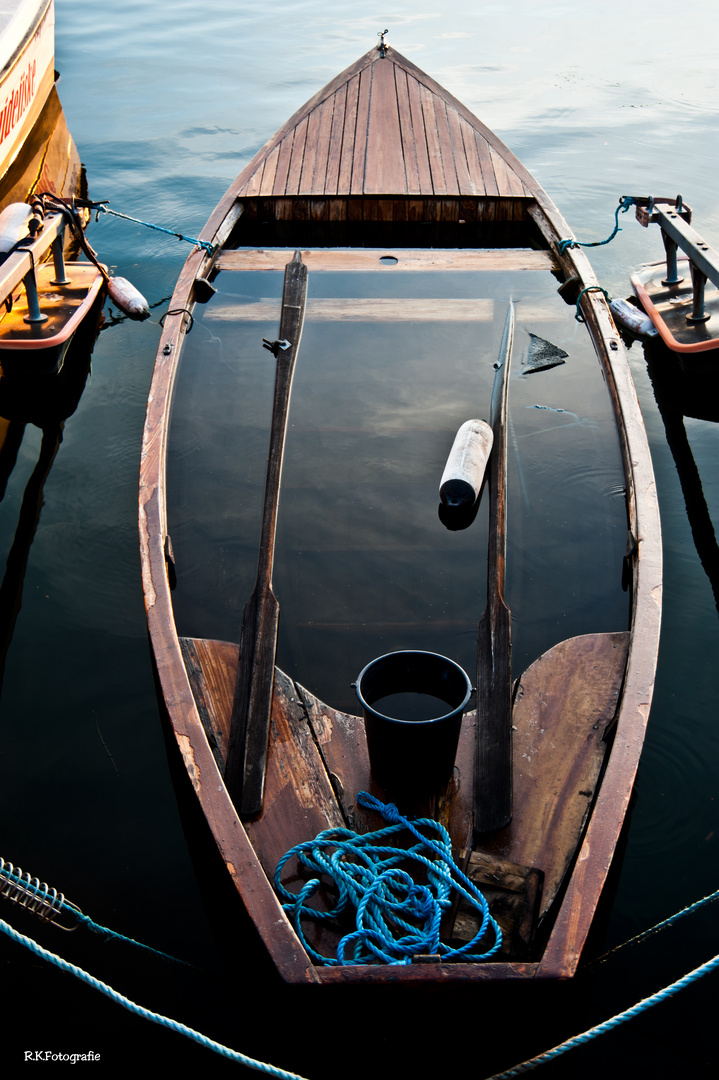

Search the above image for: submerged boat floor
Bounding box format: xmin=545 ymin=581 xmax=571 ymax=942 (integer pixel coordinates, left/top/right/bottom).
xmin=180 ymin=631 xmax=628 ymax=963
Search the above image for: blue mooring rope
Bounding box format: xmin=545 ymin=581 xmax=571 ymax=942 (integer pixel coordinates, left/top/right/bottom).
xmin=274 ymin=791 xmax=502 ymax=966
xmin=94 ymin=204 xmax=214 ymax=254
xmin=557 ymin=195 xmax=636 ymax=255
xmin=486 ymin=951 xmax=719 ymax=1078
xmin=0 ymin=918 xmax=308 ymax=1079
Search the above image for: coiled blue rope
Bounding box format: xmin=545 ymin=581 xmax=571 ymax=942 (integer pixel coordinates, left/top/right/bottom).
xmin=557 ymin=195 xmax=636 ymax=255
xmin=274 ymin=791 xmax=502 ymax=966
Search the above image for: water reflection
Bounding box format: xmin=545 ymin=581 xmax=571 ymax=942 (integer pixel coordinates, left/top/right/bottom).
xmin=644 ymin=337 xmax=719 ymax=616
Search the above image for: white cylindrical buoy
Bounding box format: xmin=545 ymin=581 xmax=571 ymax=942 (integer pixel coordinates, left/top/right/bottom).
xmin=610 ymin=297 xmax=658 ymax=338
xmin=107 ymin=276 xmax=151 ymax=320
xmin=0 ymin=203 xmax=32 ymax=253
xmin=439 ymin=419 xmax=494 ymax=509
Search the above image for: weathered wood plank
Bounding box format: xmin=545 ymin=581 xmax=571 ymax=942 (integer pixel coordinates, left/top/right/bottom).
xmin=446 ymin=107 xmax=473 ymax=195
xmin=215 ymin=248 xmax=558 ymax=272
xmin=259 ymin=143 xmax=280 ymax=197
xmin=337 ymin=73 xmax=360 ymax=195
xmin=420 ymin=81 xmax=447 ymax=195
xmin=206 ymin=297 xmax=495 ymax=321
xmin=364 ymin=56 xmax=407 ymax=194
xmin=482 ymin=632 xmax=630 ymax=919
xmin=324 ymin=82 xmax=347 ymax=195
xmin=311 ymin=97 xmax=335 ymax=195
xmin=350 ymin=67 xmax=371 ymax=193
xmin=475 ymin=131 xmax=500 ymax=197
xmin=299 ymin=106 xmax=323 ymax=195
xmin=434 ymin=99 xmax=460 ymax=195
xmin=271 ymin=133 xmax=294 ymax=197
xmin=286 ymin=114 xmax=309 ymax=195
xmin=406 ymin=74 xmax=433 ymax=194
xmin=395 ymin=67 xmax=420 ymax=194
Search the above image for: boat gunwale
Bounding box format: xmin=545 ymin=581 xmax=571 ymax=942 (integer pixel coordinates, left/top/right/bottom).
xmin=138 ymin=50 xmax=662 ymax=985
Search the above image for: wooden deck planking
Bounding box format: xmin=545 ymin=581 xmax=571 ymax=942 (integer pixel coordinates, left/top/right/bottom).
xmin=337 ymin=74 xmax=360 ymax=195
xmin=324 ymin=82 xmax=347 ymax=195
xmin=299 ymin=106 xmax=322 ymax=194
xmin=447 ymin=107 xmax=474 ymax=195
xmin=259 ymin=143 xmax=280 ymax=197
xmin=272 ymin=131 xmax=294 ymax=196
xmin=235 ymin=49 xmax=539 ymax=205
xmin=474 ymin=130 xmax=500 ymax=198
xmin=420 ymin=81 xmax=447 ymax=195
xmin=285 ymin=115 xmax=309 ymax=195
xmin=434 ymin=99 xmax=461 ymax=196
xmin=406 ymin=74 xmax=433 ymax=194
xmin=364 ymin=56 xmax=407 ymax=194
xmin=350 ymin=67 xmax=372 ymax=194
xmin=395 ymin=68 xmax=421 ymax=193
xmin=311 ymin=98 xmax=336 ymax=195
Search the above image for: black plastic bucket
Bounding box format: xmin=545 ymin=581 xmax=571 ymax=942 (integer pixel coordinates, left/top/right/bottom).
xmin=355 ymin=650 xmax=472 ymax=798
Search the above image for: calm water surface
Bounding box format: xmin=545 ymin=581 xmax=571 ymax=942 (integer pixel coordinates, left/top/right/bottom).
xmin=1 ymin=1 xmax=718 ymax=1075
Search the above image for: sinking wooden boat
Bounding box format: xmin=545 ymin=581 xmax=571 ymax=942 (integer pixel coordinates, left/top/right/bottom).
xmin=140 ymin=43 xmax=662 ymax=983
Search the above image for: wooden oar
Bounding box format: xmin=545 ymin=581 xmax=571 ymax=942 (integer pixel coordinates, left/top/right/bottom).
xmin=474 ymin=301 xmax=514 ymax=835
xmin=224 ymin=250 xmax=308 ymax=816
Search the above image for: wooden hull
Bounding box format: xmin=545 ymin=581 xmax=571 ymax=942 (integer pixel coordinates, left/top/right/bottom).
xmin=0 ymin=0 xmax=55 ymax=184
xmin=139 ymin=45 xmax=662 ymax=984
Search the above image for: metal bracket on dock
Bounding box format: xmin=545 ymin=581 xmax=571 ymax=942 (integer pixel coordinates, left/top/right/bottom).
xmin=0 ymin=211 xmax=71 ymax=327
xmin=630 ymin=195 xmax=719 ymax=324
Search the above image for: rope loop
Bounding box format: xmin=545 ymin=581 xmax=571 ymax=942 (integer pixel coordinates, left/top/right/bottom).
xmin=573 ymin=285 xmax=611 ymax=322
xmin=558 ymin=195 xmax=636 ymax=256
xmin=274 ymin=792 xmax=502 ymax=966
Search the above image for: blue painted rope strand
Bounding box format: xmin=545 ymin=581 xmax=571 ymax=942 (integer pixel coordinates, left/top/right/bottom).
xmin=94 ymin=205 xmax=214 ymax=254
xmin=486 ymin=951 xmax=719 ymax=1078
xmin=0 ymin=917 xmax=309 ymax=1079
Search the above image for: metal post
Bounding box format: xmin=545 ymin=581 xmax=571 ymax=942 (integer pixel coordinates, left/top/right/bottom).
xmin=661 ymin=230 xmax=683 ymax=286
xmin=51 ymin=224 xmax=70 ymax=285
xmin=22 ymin=266 xmax=48 ymax=324
xmin=687 ymin=263 xmax=710 ymax=323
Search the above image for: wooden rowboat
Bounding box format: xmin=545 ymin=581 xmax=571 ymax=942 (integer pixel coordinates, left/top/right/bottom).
xmin=139 ymin=42 xmax=662 ymax=984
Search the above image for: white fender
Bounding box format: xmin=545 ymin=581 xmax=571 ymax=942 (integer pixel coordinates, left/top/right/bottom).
xmin=0 ymin=203 xmax=32 ymax=253
xmin=439 ymin=419 xmax=494 ymax=509
xmin=107 ymin=276 xmax=150 ymax=320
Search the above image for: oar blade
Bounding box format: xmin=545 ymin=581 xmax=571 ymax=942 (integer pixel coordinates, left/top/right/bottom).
xmin=226 ymin=586 xmax=280 ymax=816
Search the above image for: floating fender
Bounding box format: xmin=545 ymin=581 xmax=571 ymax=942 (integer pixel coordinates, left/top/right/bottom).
xmin=0 ymin=202 xmax=32 ymax=254
xmin=439 ymin=419 xmax=493 ymax=510
xmin=609 ymin=297 xmax=658 ymax=338
xmin=107 ymin=276 xmax=151 ymax=321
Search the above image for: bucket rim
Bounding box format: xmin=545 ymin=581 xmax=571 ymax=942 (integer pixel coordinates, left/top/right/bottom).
xmin=354 ymin=649 xmax=473 ymax=726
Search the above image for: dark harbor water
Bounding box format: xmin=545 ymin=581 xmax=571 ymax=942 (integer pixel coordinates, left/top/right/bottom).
xmin=1 ymin=1 xmax=718 ymax=1076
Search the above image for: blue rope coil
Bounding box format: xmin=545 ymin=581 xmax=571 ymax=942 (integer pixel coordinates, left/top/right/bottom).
xmin=558 ymin=195 xmax=636 ymax=255
xmin=274 ymin=791 xmax=502 ymax=966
